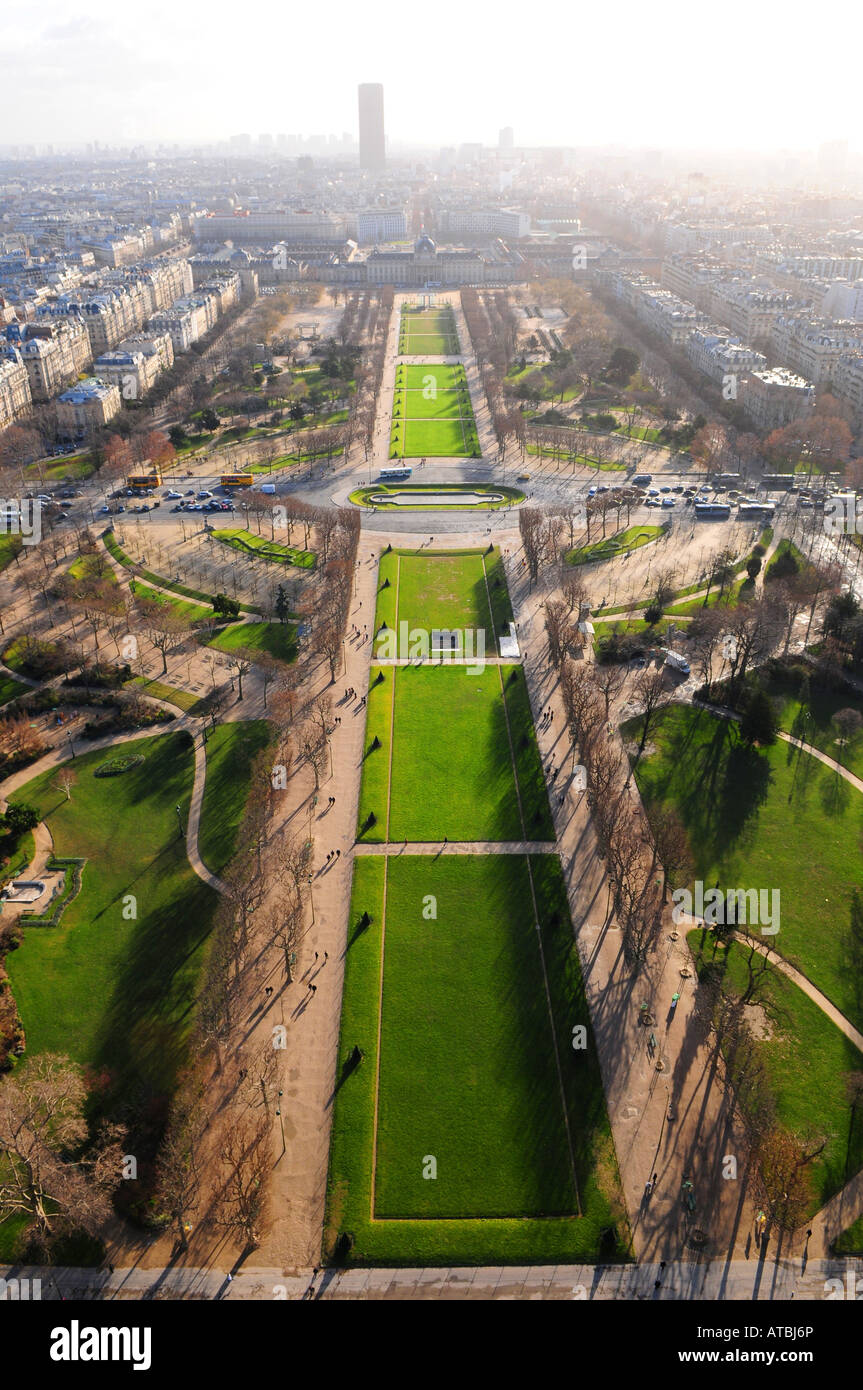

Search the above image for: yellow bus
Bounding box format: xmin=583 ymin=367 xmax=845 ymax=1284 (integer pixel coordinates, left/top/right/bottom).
xmin=220 ymin=473 xmax=255 ymax=488
xmin=129 ymin=471 xmax=162 ymax=490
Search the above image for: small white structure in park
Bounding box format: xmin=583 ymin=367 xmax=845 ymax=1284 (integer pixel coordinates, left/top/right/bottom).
xmin=499 ymin=622 xmax=520 ymax=659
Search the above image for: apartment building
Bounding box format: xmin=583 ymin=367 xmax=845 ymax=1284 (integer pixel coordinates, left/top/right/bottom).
xmin=83 ymin=234 xmax=145 ymax=267
xmin=756 ymin=252 xmax=863 ymax=281
xmin=356 ymin=209 xmax=408 ymax=244
xmin=769 ymin=315 xmax=863 ymax=388
xmin=743 ymin=367 xmax=815 ymax=431
xmin=821 ymin=280 xmax=863 ymax=321
xmin=0 ymin=351 xmax=32 ymax=431
xmin=93 ymin=347 xmax=162 ymax=400
xmin=197 ymin=273 xmax=241 ymax=315
xmin=436 ymin=208 xmax=531 ymax=241
xmin=194 ymin=211 xmax=348 ymax=245
xmin=2 ymin=318 xmax=92 ymax=401
xmin=686 ymin=326 xmax=766 ymax=385
xmin=119 ymin=330 xmax=174 ymax=372
xmin=639 ymin=288 xmax=704 ymax=346
xmin=55 ymin=376 xmax=122 ymax=438
xmin=707 ymin=284 xmax=797 ymax=344
xmin=832 ymin=351 xmax=863 ymax=421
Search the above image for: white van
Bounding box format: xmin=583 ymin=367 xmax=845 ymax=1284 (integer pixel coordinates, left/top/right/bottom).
xmin=663 ymin=649 xmax=691 ymax=676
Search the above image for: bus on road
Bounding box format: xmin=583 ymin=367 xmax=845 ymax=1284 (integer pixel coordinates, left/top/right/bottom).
xmin=738 ymin=501 xmax=776 ymax=519
xmin=380 ymin=465 xmax=412 ymax=481
xmin=694 ymin=501 xmax=731 ymax=519
xmin=129 ymin=470 xmax=162 ymax=490
xmin=220 ymin=474 xmax=255 ymax=488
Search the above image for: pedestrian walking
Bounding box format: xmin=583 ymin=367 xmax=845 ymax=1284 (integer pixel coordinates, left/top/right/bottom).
xmin=652 ymin=1173 xmax=658 ymax=1187
xmin=336 ymin=849 xmax=340 ymax=858
xmin=265 ymin=986 xmax=273 ymax=997
xmin=324 ymin=951 xmax=329 ymax=963
xmin=309 ymin=984 xmax=317 ymax=995
xmin=314 ymin=952 xmax=319 ymax=963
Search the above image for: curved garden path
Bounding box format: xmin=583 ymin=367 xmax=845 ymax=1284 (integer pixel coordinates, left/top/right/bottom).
xmin=0 ymin=712 xmax=226 ymax=895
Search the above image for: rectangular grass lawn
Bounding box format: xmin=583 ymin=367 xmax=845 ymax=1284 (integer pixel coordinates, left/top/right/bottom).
xmin=393 ymin=550 xmax=493 ymax=637
xmin=397 ymin=364 xmax=466 ymax=391
xmin=396 ymin=417 xmax=473 ymax=457
xmin=325 ymin=854 xmax=625 ymax=1264
xmin=387 ymin=664 xmax=527 ymax=841
xmin=392 ymin=388 xmax=471 ymax=420
xmin=374 ymin=548 xmax=510 ymax=657
xmin=376 ymin=855 xmax=576 ymax=1217
xmin=356 ymin=666 xmax=394 ymax=842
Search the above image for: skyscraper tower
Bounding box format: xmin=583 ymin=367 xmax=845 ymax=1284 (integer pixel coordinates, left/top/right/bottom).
xmin=358 ymin=83 xmax=385 ymax=170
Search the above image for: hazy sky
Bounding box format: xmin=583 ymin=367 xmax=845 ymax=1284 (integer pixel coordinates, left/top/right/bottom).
xmin=4 ymin=0 xmax=858 ymax=153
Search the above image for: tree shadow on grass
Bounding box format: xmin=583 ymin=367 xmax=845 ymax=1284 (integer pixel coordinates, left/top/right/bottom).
xmin=641 ymin=709 xmax=771 ymax=862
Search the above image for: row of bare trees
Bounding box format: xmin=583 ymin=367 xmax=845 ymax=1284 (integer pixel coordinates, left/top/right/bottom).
xmin=559 ymin=659 xmax=667 ymax=967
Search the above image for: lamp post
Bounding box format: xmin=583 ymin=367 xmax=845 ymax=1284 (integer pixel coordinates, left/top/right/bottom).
xmin=176 ymin=803 xmax=183 ymax=839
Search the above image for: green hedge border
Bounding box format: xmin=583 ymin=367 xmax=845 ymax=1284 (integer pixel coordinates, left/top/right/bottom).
xmin=19 ymin=856 xmax=87 ymax=928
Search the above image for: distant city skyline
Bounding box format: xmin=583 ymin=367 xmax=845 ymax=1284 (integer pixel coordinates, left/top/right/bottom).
xmin=2 ymin=0 xmax=860 ymax=157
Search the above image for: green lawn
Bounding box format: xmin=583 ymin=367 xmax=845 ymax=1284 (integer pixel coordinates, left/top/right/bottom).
xmin=503 ymin=668 xmax=556 ymax=839
xmin=325 ymin=854 xmax=626 ymax=1264
xmin=6 ymin=733 xmax=218 ymax=1120
xmin=356 ymin=668 xmax=395 ymax=840
xmin=126 ymin=677 xmax=210 ymax=714
xmin=214 ymin=528 xmax=315 ymax=569
xmin=392 ymin=550 xmax=492 ymax=638
xmin=689 ymin=928 xmax=863 ymax=1213
xmin=0 ymin=534 xmax=24 ymax=575
xmin=392 ymin=388 xmax=473 ymax=421
xmin=374 ymin=549 xmax=515 ymax=656
xmin=567 ymin=524 xmax=666 ymax=566
xmin=665 ymin=578 xmax=751 ymax=615
xmin=24 ymin=455 xmax=94 ymax=483
xmin=630 ymin=704 xmax=863 ymax=1032
xmin=0 ymin=673 xmax=30 ymax=706
xmin=129 ymin=578 xmax=214 ymax=624
xmin=205 ymin=620 xmax=297 ymax=663
xmin=68 ymin=552 xmax=119 ymax=586
xmin=384 ymin=664 xmax=545 ymax=842
xmin=392 ymin=417 xmax=479 ymax=459
xmin=0 ymin=828 xmax=35 ymax=886
xmin=198 ymin=720 xmax=274 ymax=874
xmin=396 ymin=365 xmax=466 ymax=391
xmin=398 ymin=309 xmax=460 ymax=356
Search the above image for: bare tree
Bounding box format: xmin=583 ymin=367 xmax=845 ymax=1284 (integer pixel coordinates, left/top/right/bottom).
xmin=0 ymin=1054 xmax=125 ymax=1252
xmin=634 ymin=667 xmax=667 ymax=757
